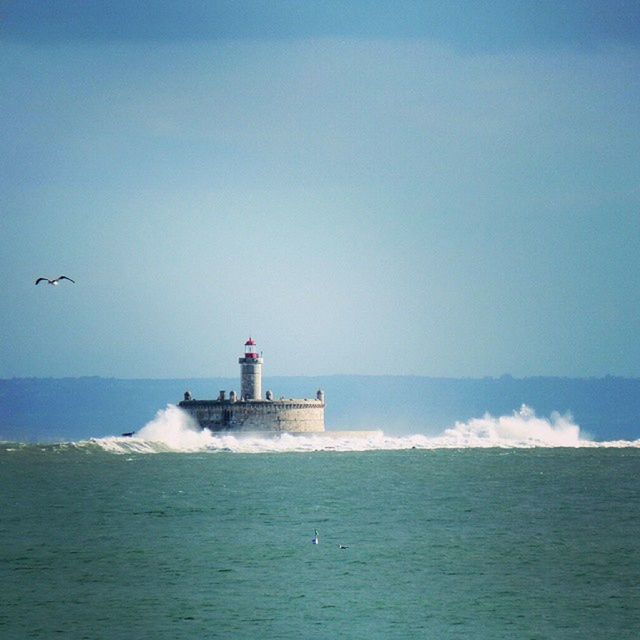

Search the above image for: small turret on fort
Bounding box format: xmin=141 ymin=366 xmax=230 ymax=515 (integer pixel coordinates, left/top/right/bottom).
xmin=239 ymin=337 xmax=263 ymax=400
xmin=179 ymin=337 xmax=325 ymax=433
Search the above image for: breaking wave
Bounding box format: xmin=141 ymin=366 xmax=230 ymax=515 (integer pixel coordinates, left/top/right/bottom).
xmin=83 ymin=404 xmax=640 ymax=454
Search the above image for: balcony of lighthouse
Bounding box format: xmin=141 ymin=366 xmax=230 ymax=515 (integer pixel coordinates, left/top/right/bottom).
xmin=180 ymin=390 xmax=325 ymax=409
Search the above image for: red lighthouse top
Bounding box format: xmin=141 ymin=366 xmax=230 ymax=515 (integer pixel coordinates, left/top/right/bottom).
xmin=244 ymin=337 xmax=259 ymax=359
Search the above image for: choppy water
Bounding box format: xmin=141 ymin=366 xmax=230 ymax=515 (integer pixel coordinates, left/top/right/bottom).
xmin=1 ymin=431 xmax=639 ymax=639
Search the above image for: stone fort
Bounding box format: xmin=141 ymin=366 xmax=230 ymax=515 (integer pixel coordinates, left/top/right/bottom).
xmin=179 ymin=338 xmax=325 ymax=433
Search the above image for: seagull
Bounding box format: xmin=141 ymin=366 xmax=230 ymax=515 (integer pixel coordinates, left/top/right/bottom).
xmin=35 ymin=276 xmax=75 ymax=286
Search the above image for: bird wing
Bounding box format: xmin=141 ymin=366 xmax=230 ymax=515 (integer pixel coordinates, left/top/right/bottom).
xmin=58 ymin=276 xmax=75 ymax=283
xmin=35 ymin=278 xmax=47 ymax=285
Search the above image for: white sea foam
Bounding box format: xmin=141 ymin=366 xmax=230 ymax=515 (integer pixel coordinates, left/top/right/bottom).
xmin=440 ymin=404 xmax=583 ymax=448
xmin=85 ymin=404 xmax=640 ymax=454
xmin=93 ymin=404 xmax=212 ymax=453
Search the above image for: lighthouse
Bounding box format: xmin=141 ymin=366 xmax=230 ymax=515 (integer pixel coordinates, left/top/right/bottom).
xmin=239 ymin=337 xmax=263 ymax=400
xmin=179 ymin=337 xmax=327 ymax=432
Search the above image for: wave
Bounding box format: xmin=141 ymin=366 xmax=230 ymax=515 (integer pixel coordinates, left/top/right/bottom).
xmin=78 ymin=404 xmax=640 ymax=454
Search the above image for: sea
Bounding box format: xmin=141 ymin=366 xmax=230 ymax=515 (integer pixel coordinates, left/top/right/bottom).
xmin=1 ymin=406 xmax=639 ymax=639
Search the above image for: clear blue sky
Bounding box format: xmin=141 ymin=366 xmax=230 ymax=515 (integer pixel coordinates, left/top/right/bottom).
xmin=1 ymin=1 xmax=639 ymax=378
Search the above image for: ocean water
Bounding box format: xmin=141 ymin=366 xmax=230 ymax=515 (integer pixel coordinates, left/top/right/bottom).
xmin=1 ymin=409 xmax=639 ymax=639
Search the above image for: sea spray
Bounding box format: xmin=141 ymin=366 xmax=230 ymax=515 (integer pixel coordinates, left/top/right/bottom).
xmin=440 ymin=404 xmax=583 ymax=447
xmin=86 ymin=404 xmax=640 ymax=454
xmin=104 ymin=404 xmax=214 ymax=452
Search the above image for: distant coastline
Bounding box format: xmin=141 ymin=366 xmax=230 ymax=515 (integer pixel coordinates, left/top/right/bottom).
xmin=1 ymin=375 xmax=639 ymax=443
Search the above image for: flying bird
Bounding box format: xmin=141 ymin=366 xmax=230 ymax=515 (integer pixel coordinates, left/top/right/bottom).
xmin=35 ymin=276 xmax=75 ymax=286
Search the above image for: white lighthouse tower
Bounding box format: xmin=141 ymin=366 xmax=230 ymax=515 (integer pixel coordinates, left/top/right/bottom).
xmin=239 ymin=337 xmax=263 ymax=400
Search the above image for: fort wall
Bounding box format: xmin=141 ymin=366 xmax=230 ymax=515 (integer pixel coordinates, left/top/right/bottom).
xmin=178 ymin=398 xmax=325 ymax=433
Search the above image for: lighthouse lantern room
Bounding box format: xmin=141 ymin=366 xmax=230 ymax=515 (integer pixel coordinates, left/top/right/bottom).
xmin=244 ymin=337 xmax=259 ymax=359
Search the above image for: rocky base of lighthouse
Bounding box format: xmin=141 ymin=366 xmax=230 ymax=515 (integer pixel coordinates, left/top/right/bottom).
xmin=178 ymin=398 xmax=325 ymax=433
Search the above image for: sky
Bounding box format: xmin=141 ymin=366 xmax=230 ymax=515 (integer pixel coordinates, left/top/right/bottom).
xmin=1 ymin=1 xmax=639 ymax=379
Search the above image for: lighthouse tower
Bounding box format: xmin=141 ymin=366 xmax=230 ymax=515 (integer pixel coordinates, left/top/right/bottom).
xmin=239 ymin=337 xmax=263 ymax=400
